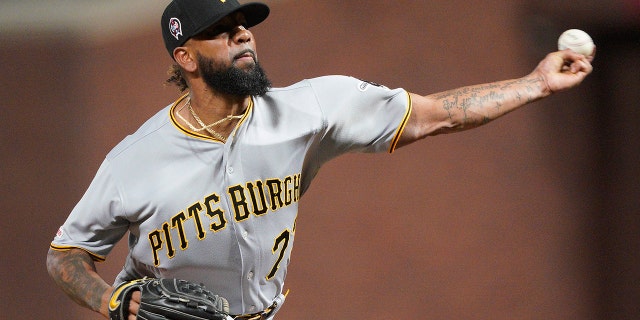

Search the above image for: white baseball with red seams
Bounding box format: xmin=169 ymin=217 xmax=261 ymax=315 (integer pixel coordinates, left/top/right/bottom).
xmin=558 ymin=29 xmax=595 ymax=56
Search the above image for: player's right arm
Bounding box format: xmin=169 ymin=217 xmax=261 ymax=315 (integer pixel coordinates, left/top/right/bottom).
xmin=396 ymin=50 xmax=593 ymax=147
xmin=46 ymin=248 xmax=115 ymax=318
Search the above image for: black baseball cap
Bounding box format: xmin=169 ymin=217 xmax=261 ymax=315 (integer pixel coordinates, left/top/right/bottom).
xmin=161 ymin=0 xmax=270 ymax=58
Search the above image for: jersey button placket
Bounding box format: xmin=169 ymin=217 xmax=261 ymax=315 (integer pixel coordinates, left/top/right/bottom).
xmin=223 ymin=144 xmax=257 ymax=311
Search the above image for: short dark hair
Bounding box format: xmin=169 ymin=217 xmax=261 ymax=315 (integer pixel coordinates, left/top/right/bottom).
xmin=165 ymin=64 xmax=188 ymax=92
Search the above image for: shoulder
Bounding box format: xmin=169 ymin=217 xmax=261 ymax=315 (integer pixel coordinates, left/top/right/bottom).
xmin=266 ymin=75 xmax=361 ymax=93
xmin=263 ymin=76 xmax=385 ymax=103
xmin=308 ymin=75 xmax=389 ymax=92
xmin=106 ymin=105 xmax=173 ymax=161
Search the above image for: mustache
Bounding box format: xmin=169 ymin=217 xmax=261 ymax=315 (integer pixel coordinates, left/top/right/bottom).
xmin=234 ymin=49 xmax=257 ymax=61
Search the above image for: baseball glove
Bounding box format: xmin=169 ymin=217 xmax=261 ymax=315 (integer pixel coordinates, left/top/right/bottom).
xmin=108 ymin=278 xmax=231 ymax=320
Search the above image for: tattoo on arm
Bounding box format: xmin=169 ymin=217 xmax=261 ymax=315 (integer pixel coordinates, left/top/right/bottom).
xmin=433 ymin=76 xmax=546 ymax=127
xmin=47 ymin=248 xmax=110 ymax=314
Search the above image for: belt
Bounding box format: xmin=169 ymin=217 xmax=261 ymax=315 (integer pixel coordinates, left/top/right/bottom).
xmin=232 ymin=304 xmax=275 ymax=320
xmin=232 ymin=290 xmax=289 ymax=320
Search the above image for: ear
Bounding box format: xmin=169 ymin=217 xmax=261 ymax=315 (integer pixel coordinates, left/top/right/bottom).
xmin=173 ymin=47 xmax=197 ymax=73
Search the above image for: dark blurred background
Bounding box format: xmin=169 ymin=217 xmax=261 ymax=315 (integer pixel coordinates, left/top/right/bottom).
xmin=1 ymin=0 xmax=638 ymax=319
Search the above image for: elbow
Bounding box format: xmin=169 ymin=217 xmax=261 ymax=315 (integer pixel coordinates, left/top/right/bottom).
xmin=46 ymin=247 xmax=62 ymax=280
xmin=422 ymin=114 xmax=493 ymax=136
xmin=413 ymin=118 xmax=463 ymax=137
xmin=46 ymin=247 xmax=76 ymax=282
xmin=424 ymin=121 xmax=461 ymax=136
xmin=397 ymin=119 xmax=457 ymax=147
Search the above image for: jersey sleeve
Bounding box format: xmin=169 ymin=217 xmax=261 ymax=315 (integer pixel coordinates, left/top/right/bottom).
xmin=309 ymin=76 xmax=411 ymax=156
xmin=50 ymin=159 xmax=129 ymax=261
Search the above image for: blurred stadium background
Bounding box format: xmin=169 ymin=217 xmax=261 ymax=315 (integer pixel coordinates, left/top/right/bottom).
xmin=1 ymin=1 xmax=638 ymax=319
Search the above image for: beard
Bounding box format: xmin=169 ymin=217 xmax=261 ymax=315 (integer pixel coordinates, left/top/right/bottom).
xmin=197 ymin=53 xmax=271 ymax=97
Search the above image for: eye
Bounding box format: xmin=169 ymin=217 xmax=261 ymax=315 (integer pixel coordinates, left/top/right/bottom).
xmin=195 ymin=26 xmax=226 ymax=39
xmin=210 ymin=27 xmax=227 ymax=36
xmin=197 ymin=23 xmax=247 ymax=39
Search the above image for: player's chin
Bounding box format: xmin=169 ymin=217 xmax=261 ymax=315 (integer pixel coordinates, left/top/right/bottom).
xmin=233 ymin=57 xmax=257 ymax=69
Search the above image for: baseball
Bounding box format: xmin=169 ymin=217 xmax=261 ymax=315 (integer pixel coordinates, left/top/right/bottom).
xmin=558 ymin=29 xmax=595 ymax=56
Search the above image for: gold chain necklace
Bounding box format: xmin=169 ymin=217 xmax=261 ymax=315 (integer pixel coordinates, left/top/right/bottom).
xmin=176 ymin=97 xmax=244 ymax=142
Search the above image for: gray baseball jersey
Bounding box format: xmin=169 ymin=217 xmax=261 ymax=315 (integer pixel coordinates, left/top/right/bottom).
xmin=50 ymin=75 xmax=411 ymax=317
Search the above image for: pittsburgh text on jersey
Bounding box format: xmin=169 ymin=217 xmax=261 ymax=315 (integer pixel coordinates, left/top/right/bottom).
xmin=148 ymin=173 xmax=301 ymax=266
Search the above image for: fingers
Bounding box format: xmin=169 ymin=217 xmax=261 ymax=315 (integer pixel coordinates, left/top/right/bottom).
xmin=562 ymin=49 xmax=594 ymax=70
xmin=554 ymin=49 xmax=593 ymax=76
xmin=131 ymin=290 xmax=141 ymax=303
xmin=128 ymin=291 xmax=141 ymax=320
xmin=533 ymin=49 xmax=594 ymax=93
xmin=570 ymin=55 xmax=593 ymax=75
xmin=572 ymin=57 xmax=592 ymax=74
xmin=559 ymin=47 xmax=595 ymax=61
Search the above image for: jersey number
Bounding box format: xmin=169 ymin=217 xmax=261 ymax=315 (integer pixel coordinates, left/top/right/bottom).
xmin=266 ymin=230 xmax=290 ymax=280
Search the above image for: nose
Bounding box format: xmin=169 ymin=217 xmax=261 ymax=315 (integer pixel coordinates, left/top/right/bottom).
xmin=232 ymin=26 xmax=252 ymax=44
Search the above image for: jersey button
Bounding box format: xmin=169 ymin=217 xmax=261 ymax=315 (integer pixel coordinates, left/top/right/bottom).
xmin=227 ymin=166 xmax=234 ymax=174
xmin=241 ymin=231 xmax=248 ymax=239
xmin=247 ymin=271 xmax=254 ymax=280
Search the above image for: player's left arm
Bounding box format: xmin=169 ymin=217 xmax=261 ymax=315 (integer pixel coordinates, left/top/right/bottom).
xmin=396 ymin=50 xmax=593 ymax=147
xmin=46 ymin=248 xmax=116 ymax=318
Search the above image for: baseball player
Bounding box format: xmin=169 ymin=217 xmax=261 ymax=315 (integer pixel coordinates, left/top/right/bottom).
xmin=46 ymin=0 xmax=594 ymax=319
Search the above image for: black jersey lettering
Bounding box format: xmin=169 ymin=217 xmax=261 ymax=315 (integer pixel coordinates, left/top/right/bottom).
xmin=246 ymin=180 xmax=268 ymax=216
xmin=187 ymin=202 xmax=206 ymax=240
xmin=161 ymin=221 xmax=176 ymax=258
xmin=148 ymin=230 xmax=163 ymax=266
xmin=171 ymin=212 xmax=189 ymax=250
xmin=266 ymin=178 xmax=284 ymax=211
xmin=228 ymin=184 xmax=251 ymax=222
xmin=204 ymin=193 xmax=227 ymax=232
xmin=146 ymin=174 xmax=300 ymax=265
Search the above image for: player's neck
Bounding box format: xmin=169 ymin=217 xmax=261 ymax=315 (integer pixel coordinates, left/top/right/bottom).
xmin=189 ymin=85 xmax=250 ymax=119
xmin=173 ymin=90 xmax=249 ymax=141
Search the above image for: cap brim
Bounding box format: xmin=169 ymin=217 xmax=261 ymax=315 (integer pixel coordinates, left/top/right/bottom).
xmin=238 ymin=3 xmax=270 ymax=28
xmin=192 ymin=2 xmax=269 ymax=38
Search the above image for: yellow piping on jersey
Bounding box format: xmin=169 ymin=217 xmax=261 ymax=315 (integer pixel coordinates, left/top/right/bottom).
xmin=49 ymin=244 xmax=106 ymax=262
xmin=230 ymin=97 xmax=253 ymax=140
xmin=168 ymin=93 xmax=254 ymax=143
xmin=388 ymin=91 xmax=412 ymax=153
xmin=169 ymin=93 xmax=215 ymax=141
